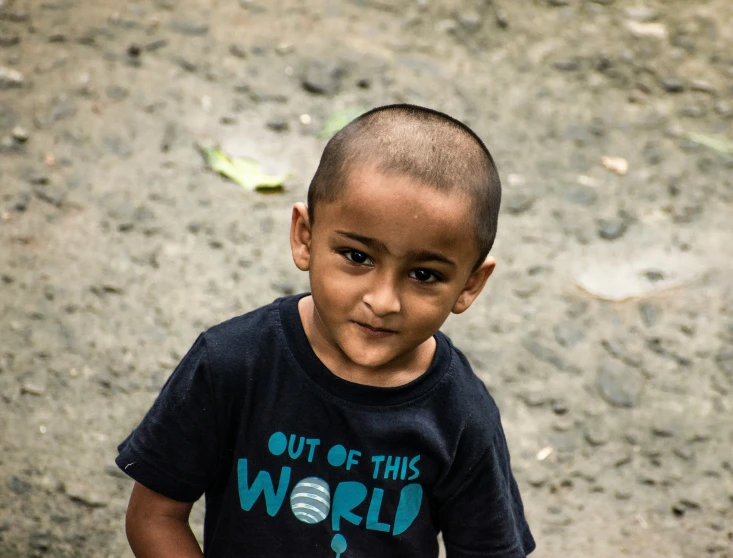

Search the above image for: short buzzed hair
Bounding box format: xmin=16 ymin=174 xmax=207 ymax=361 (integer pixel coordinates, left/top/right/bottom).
xmin=307 ymin=104 xmax=502 ymax=268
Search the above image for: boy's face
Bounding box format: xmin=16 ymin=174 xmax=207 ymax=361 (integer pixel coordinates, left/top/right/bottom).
xmin=290 ymin=165 xmax=495 ymax=385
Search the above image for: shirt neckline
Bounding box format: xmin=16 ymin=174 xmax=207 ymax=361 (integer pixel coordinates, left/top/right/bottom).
xmin=279 ymin=294 xmax=451 ymax=407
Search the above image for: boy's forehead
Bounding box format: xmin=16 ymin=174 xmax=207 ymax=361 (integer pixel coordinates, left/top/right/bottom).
xmin=314 ymin=166 xmax=479 ymax=261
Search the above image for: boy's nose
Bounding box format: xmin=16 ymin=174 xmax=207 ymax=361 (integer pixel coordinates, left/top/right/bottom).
xmin=363 ymin=277 xmax=401 ymax=317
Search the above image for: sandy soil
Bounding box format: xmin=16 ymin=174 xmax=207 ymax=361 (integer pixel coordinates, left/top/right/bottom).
xmin=1 ymin=0 xmax=732 ymax=556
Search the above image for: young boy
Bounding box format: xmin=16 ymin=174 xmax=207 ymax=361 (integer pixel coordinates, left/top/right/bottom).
xmin=117 ymin=104 xmax=535 ymax=557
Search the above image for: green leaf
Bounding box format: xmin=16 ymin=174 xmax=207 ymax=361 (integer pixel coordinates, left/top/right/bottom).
xmin=682 ymin=132 xmax=733 ymax=157
xmin=319 ymin=107 xmax=367 ymax=139
xmin=196 ymin=144 xmax=288 ymax=191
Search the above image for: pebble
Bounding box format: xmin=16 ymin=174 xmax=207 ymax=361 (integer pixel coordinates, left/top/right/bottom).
xmin=229 ymin=44 xmax=248 ymax=59
xmin=456 ymin=11 xmax=482 ymax=32
xmin=29 ymin=529 xmax=52 ymax=551
xmin=106 ymin=85 xmax=129 ymax=101
xmin=0 ymin=33 xmax=20 ymax=46
xmin=266 ymin=118 xmax=289 ymax=132
xmin=547 ymin=0 xmax=569 ymax=5
xmin=597 ymin=217 xmax=628 ymax=240
xmin=623 ymin=7 xmax=658 ymax=22
xmin=601 ymin=338 xmax=642 ymax=368
xmin=65 ymin=483 xmax=108 ymax=508
xmin=9 ymin=475 xmax=32 ymax=494
xmin=11 ymin=125 xmax=28 ymax=142
xmin=553 ymin=322 xmax=585 ymax=347
xmin=564 ymin=185 xmax=597 ymax=206
xmin=660 ymin=77 xmax=684 ymax=93
xmin=522 ymin=338 xmax=571 ymax=372
xmin=0 ymin=66 xmax=24 ymax=88
xmin=519 ymin=390 xmax=549 ymax=407
xmin=584 ymin=421 xmax=610 ymax=446
xmin=503 ymin=191 xmax=535 ymax=215
xmin=639 ymin=302 xmax=661 ymax=326
xmin=597 ymin=361 xmax=643 ymax=407
xmin=21 ymin=382 xmax=46 ymax=396
xmin=166 ymin=21 xmax=210 ymax=36
xmin=301 ymin=60 xmax=346 ymax=96
xmin=527 ymin=470 xmax=548 ymax=487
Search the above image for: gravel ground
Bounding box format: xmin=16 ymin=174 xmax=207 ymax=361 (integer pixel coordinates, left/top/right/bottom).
xmin=1 ymin=0 xmax=732 ymax=556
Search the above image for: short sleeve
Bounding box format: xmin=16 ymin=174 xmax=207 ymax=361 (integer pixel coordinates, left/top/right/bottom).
xmin=116 ymin=334 xmax=220 ymax=502
xmin=439 ymin=427 xmax=536 ymax=558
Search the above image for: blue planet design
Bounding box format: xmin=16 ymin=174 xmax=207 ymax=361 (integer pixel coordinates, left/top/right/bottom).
xmin=290 ymin=477 xmax=331 ymax=524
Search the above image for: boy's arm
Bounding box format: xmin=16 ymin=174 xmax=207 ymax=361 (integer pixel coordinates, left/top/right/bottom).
xmin=125 ymin=482 xmax=203 ymax=558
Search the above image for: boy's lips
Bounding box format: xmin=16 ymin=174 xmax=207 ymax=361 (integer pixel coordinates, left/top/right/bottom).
xmin=352 ymin=321 xmax=397 ymax=335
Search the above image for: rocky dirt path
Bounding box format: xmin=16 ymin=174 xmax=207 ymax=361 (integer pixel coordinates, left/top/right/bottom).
xmin=1 ymin=0 xmax=732 ymax=556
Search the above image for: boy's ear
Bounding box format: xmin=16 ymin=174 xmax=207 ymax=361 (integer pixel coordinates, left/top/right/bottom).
xmin=290 ymin=202 xmax=312 ymax=271
xmin=452 ymin=257 xmax=496 ymax=314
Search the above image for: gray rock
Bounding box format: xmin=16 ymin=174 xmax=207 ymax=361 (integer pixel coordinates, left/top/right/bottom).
xmin=548 ymin=0 xmax=569 ymax=5
xmin=597 ymin=361 xmax=644 ymax=407
xmin=456 ymin=11 xmax=482 ymax=32
xmin=564 ymin=185 xmax=598 ymax=206
xmin=29 ymin=529 xmax=52 ymax=551
xmin=597 ymin=217 xmax=628 ymax=240
xmin=166 ymin=21 xmax=210 ymax=35
xmin=639 ymin=302 xmax=660 ymax=326
xmin=106 ymin=85 xmax=129 ymax=101
xmin=11 ymin=125 xmax=28 ymax=142
xmin=584 ymin=421 xmax=610 ymax=446
xmin=553 ymin=322 xmax=585 ymax=347
xmin=9 ymin=475 xmax=31 ymax=494
xmin=504 ymin=192 xmax=535 ymax=215
xmin=0 ymin=66 xmax=24 ymax=89
xmin=266 ymin=118 xmax=289 ymax=132
xmin=0 ymin=33 xmax=21 ymax=46
xmin=661 ymin=77 xmax=684 ymax=93
xmin=602 ymin=338 xmax=642 ymax=368
xmin=519 ymin=389 xmax=549 ymax=407
xmin=715 ymin=345 xmax=733 ymax=377
xmin=103 ymin=135 xmax=132 ymax=158
xmin=47 ymin=95 xmax=77 ymax=124
xmin=623 ymin=7 xmax=658 ymax=21
xmin=229 ymin=44 xmax=248 ymax=59
xmin=301 ymin=60 xmax=347 ymax=96
xmin=527 ymin=469 xmax=548 ymax=487
xmin=522 ymin=338 xmax=573 ymax=372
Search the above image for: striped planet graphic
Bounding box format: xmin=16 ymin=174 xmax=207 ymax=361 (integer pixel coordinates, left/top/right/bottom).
xmin=290 ymin=477 xmax=331 ymax=524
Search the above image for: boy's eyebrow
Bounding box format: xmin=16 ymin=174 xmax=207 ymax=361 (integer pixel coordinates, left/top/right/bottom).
xmin=335 ymin=230 xmax=457 ymax=268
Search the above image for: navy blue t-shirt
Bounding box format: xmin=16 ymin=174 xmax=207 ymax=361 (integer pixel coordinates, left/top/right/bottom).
xmin=116 ymin=294 xmax=535 ymax=557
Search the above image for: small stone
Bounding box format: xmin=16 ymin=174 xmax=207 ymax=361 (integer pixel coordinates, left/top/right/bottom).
xmin=167 ymin=21 xmax=210 ymax=35
xmin=673 ymin=447 xmax=693 ymax=461
xmin=29 ymin=529 xmax=52 ymax=551
xmin=615 ymin=489 xmax=632 ymax=500
xmin=522 ymin=338 xmax=570 ymax=372
xmin=512 ymin=280 xmax=540 ymax=299
xmin=301 ymin=60 xmax=346 ymax=96
xmin=661 ymin=77 xmax=684 ymax=93
xmin=623 ymin=7 xmax=658 ymax=22
xmin=553 ymin=322 xmax=585 ymax=348
xmin=564 ymin=185 xmax=598 ymax=206
xmin=639 ymin=302 xmax=660 ymax=326
xmin=504 ymin=192 xmax=535 ymax=215
xmin=229 ymin=44 xmax=248 ymax=59
xmin=519 ymin=390 xmax=549 ymax=407
xmin=584 ymin=422 xmax=610 ymax=446
xmin=9 ymin=476 xmax=31 ymax=494
xmin=106 ymin=85 xmax=129 ymax=101
xmin=651 ymin=422 xmax=677 ymax=438
xmin=553 ymin=58 xmax=582 ymax=72
xmin=176 ymin=57 xmax=198 ymax=73
xmin=548 ymin=0 xmax=569 ymax=5
xmin=143 ymin=39 xmax=168 ymax=52
xmin=266 ymin=118 xmax=289 ymax=132
xmin=551 ymin=399 xmax=569 ymax=415
xmin=456 ymin=11 xmax=482 ymax=32
xmin=597 ymin=217 xmax=628 ymax=240
xmin=65 ymin=483 xmax=108 ymax=508
xmin=527 ymin=470 xmax=548 ymax=487
xmin=0 ymin=33 xmax=21 ymax=47
xmin=21 ymin=382 xmax=46 ymax=396
xmin=714 ymin=101 xmax=732 ymax=117
xmin=11 ymin=125 xmax=28 ymax=142
xmin=597 ymin=362 xmax=643 ymax=408
xmin=0 ymin=66 xmax=24 ymax=88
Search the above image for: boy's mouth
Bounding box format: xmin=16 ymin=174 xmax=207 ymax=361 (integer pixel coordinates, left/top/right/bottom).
xmin=353 ymin=321 xmax=397 ymax=335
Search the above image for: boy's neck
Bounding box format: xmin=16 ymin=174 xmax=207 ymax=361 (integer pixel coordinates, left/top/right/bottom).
xmin=297 ymin=295 xmax=436 ymax=388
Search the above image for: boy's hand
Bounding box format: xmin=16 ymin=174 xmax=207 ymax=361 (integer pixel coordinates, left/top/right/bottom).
xmin=125 ymin=482 xmax=203 ymax=558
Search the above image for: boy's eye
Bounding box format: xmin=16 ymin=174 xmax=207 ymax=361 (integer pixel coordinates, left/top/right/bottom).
xmin=409 ymin=269 xmax=440 ymax=283
xmin=343 ymin=250 xmax=373 ymax=265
